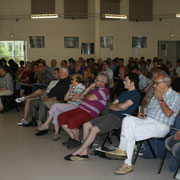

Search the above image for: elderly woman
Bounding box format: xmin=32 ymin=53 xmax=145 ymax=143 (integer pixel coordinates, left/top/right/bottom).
xmin=37 ymin=73 xmax=85 ymax=140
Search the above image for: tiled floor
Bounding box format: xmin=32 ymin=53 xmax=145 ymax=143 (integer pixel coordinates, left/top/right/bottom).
xmin=0 ymin=108 xmax=176 ymax=180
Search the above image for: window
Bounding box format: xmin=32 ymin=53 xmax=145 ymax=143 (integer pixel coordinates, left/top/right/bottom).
xmin=0 ymin=41 xmax=27 ymax=63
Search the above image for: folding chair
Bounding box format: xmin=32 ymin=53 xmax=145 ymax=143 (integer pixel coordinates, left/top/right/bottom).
xmin=132 ymin=134 xmax=170 ymax=165
xmin=158 ymin=127 xmax=180 ymax=178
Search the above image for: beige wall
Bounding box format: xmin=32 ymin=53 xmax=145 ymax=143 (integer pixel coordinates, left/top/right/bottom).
xmin=0 ymin=0 xmax=180 ymax=65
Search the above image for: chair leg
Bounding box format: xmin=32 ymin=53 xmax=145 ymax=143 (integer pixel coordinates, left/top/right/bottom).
xmin=173 ymin=164 xmax=179 ymax=179
xmin=58 ymin=126 xmax=62 ymax=134
xmin=101 ymin=132 xmax=110 ymax=148
xmin=157 ymin=148 xmax=168 ymax=174
xmin=107 ymin=136 xmax=112 ymax=144
xmin=13 ymin=100 xmax=19 ymax=112
xmin=114 ymin=133 xmax=120 ymax=141
xmin=147 ymin=140 xmax=156 ymax=159
xmin=133 ymin=141 xmax=144 ymax=165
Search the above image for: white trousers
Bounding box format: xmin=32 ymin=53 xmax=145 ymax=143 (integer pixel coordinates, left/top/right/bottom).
xmin=0 ymin=90 xmax=13 ymax=108
xmin=119 ymin=116 xmax=170 ymax=166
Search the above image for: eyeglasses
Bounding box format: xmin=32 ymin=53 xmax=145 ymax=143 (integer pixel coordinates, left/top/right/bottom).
xmin=153 ymin=81 xmax=168 ymax=85
xmin=95 ymin=79 xmax=104 ymax=83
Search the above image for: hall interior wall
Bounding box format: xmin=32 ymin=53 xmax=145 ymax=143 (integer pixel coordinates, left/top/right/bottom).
xmin=0 ymin=0 xmax=180 ymax=65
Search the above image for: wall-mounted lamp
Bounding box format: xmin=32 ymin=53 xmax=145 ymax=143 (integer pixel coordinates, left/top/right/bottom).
xmin=176 ymin=13 xmax=180 ymax=18
xmin=104 ymin=14 xmax=127 ymax=19
xmin=31 ymin=14 xmax=59 ymax=19
xmin=10 ymin=34 xmax=15 ymax=38
xmin=170 ymin=33 xmax=174 ymax=37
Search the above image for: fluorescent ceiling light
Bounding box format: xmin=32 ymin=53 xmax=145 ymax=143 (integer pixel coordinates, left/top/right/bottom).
xmin=104 ymin=14 xmax=127 ymax=19
xmin=31 ymin=14 xmax=59 ymax=19
xmin=176 ymin=13 xmax=180 ymax=18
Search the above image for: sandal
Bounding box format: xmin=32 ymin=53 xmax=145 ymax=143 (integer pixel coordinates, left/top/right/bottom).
xmin=52 ymin=134 xmax=60 ymax=141
xmin=38 ymin=124 xmax=49 ymax=131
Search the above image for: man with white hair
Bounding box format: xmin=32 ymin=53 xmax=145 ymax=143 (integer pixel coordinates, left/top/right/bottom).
xmin=24 ymin=67 xmax=71 ymax=127
xmin=106 ymin=71 xmax=180 ymax=175
xmin=57 ymin=73 xmax=110 ymax=149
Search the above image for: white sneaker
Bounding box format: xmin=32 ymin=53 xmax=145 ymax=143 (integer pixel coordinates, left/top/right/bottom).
xmin=15 ymin=97 xmax=25 ymax=103
xmin=17 ymin=119 xmax=28 ymax=126
xmin=176 ymin=172 xmax=180 ymax=179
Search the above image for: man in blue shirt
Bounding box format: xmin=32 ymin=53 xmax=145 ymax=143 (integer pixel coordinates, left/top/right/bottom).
xmin=64 ymin=72 xmax=141 ymax=161
xmin=107 ymin=71 xmax=180 ymax=175
xmin=131 ymin=65 xmax=151 ymax=93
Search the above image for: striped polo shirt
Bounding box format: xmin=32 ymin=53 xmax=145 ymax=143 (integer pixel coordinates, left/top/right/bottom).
xmin=79 ymin=87 xmax=109 ymax=118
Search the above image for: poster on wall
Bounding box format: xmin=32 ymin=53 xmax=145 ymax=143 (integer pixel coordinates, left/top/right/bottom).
xmin=29 ymin=36 xmax=45 ymax=48
xmin=132 ymin=36 xmax=147 ymax=48
xmin=100 ymin=36 xmax=113 ymax=51
xmin=81 ymin=43 xmax=94 ymax=54
xmin=64 ymin=37 xmax=79 ymax=48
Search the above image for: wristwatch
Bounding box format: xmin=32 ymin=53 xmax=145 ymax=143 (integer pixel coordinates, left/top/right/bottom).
xmin=159 ymin=99 xmax=164 ymax=104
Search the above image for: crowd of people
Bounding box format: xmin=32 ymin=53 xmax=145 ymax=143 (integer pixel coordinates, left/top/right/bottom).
xmin=0 ymin=56 xmax=180 ymax=177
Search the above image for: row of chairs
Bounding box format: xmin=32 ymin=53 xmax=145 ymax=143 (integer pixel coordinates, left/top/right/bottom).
xmin=98 ymin=126 xmax=179 ymax=178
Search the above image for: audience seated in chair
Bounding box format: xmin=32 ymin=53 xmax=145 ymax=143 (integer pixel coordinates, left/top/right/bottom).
xmin=16 ymin=67 xmax=71 ymax=127
xmin=33 ymin=61 xmax=53 ymax=91
xmin=0 ymin=58 xmax=13 ymax=77
xmin=131 ymin=65 xmax=151 ymax=94
xmin=50 ymin=59 xmax=57 ymax=71
xmin=57 ymin=73 xmax=109 ymax=150
xmin=64 ymin=72 xmax=141 ymax=161
xmin=0 ymin=65 xmax=14 ymax=112
xmin=139 ymin=69 xmax=165 ymax=114
xmin=165 ymin=130 xmax=180 ymax=179
xmin=17 ymin=62 xmax=33 ymax=97
xmin=8 ymin=59 xmax=19 ymax=79
xmin=36 ymin=73 xmax=85 ymax=139
xmin=105 ymin=71 xmax=180 ymax=175
xmin=16 ymin=68 xmax=60 ymax=126
xmin=102 ymin=60 xmax=114 ymax=89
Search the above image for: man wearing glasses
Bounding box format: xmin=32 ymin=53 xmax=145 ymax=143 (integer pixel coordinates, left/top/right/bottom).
xmin=106 ymin=71 xmax=180 ymax=175
xmin=64 ymin=72 xmax=141 ymax=161
xmin=57 ymin=73 xmax=110 ymax=149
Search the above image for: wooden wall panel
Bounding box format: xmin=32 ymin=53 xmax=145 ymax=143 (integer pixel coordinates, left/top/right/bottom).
xmin=64 ymin=0 xmax=88 ymax=19
xmin=129 ymin=0 xmax=153 ymax=21
xmin=100 ymin=0 xmax=120 ymax=19
xmin=31 ymin=0 xmax=55 ymax=14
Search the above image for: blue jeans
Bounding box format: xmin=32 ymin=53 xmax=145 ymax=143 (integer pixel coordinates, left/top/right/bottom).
xmin=165 ymin=135 xmax=180 ymax=165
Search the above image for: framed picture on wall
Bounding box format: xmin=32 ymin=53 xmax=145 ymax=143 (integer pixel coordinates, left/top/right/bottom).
xmin=81 ymin=43 xmax=94 ymax=54
xmin=132 ymin=36 xmax=147 ymax=48
xmin=29 ymin=36 xmax=45 ymax=48
xmin=64 ymin=37 xmax=79 ymax=48
xmin=100 ymin=36 xmax=113 ymax=49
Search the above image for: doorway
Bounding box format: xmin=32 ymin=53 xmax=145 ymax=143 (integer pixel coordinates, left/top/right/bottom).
xmin=158 ymin=41 xmax=180 ymax=68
